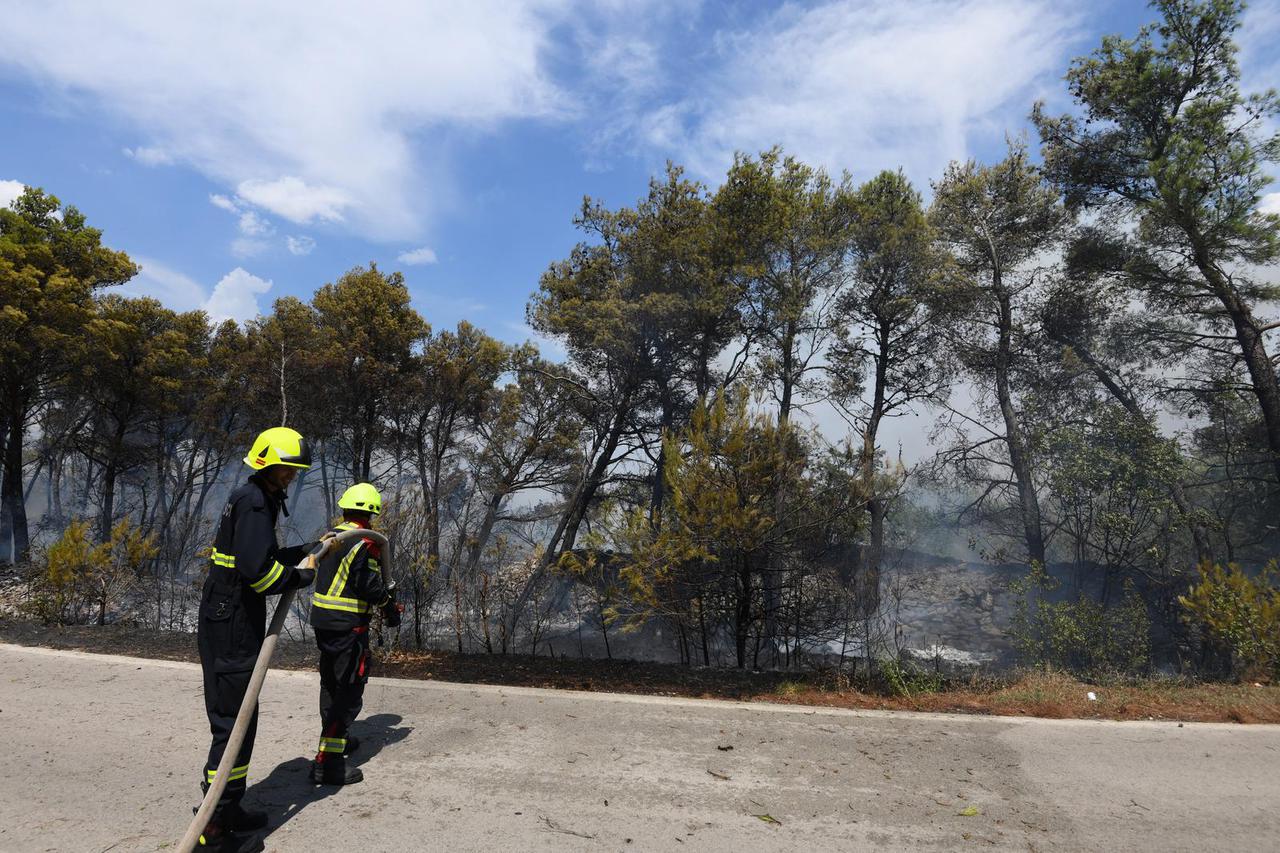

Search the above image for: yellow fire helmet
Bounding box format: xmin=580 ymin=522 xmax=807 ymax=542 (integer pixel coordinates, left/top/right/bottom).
xmin=338 ymin=482 xmax=382 ymax=515
xmin=244 ymin=426 xmax=312 ymax=471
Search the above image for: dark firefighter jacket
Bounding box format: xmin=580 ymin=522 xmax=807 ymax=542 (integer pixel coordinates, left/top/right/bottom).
xmin=309 ymin=521 xmax=391 ymax=633
xmin=200 ymin=474 xmax=311 ymax=671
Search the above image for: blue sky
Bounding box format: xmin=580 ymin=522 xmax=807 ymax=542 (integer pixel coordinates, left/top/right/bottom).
xmin=2 ymin=0 xmax=1278 ymax=356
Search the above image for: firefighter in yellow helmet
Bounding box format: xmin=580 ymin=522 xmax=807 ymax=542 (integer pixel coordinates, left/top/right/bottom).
xmin=195 ymin=427 xmax=319 ymax=849
xmin=309 ymin=482 xmax=400 ymax=785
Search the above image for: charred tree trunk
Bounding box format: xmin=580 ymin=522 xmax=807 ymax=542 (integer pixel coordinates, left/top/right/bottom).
xmin=1 ymin=399 xmax=29 ymax=563
xmin=649 ymin=388 xmax=675 ymax=527
xmin=993 ymin=284 xmax=1045 ymax=566
xmin=762 ymin=320 xmax=799 ymax=661
xmin=1194 ymin=244 xmax=1280 ymax=486
xmin=98 ymin=417 xmax=129 ymax=542
xmin=857 ymin=318 xmax=892 ymax=616
xmin=735 ymin=554 xmax=753 ymax=669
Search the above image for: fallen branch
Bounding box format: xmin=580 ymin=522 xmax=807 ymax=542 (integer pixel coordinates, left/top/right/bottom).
xmin=539 ymin=816 xmax=596 ymax=839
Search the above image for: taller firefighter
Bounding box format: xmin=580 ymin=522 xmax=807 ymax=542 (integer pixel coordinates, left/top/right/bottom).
xmin=309 ymin=482 xmax=400 ymax=785
xmin=194 ymin=427 xmax=318 ymax=850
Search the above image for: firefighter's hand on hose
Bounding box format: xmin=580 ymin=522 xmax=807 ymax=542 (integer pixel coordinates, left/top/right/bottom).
xmin=382 ymin=596 xmax=403 ymax=628
xmin=312 ymin=532 xmax=339 ymax=559
xmin=285 ymin=567 xmax=316 ymax=590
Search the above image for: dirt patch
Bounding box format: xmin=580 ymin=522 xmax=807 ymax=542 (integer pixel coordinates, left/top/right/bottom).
xmin=3 ymin=616 xmax=1276 ymax=723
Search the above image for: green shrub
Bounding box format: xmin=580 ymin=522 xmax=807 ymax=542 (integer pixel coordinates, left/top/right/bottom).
xmin=1008 ymin=563 xmax=1151 ymax=679
xmin=20 ymin=520 xmax=98 ymax=624
xmin=876 ymin=657 xmax=944 ymax=697
xmin=20 ymin=519 xmax=155 ymax=625
xmin=1179 ymin=561 xmax=1280 ymax=680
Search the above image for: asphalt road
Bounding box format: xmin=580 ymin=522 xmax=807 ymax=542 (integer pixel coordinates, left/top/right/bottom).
xmin=3 ymin=643 xmax=1277 ymax=852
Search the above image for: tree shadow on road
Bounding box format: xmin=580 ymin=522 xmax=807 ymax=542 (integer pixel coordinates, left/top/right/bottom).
xmin=240 ymin=713 xmax=413 ymax=845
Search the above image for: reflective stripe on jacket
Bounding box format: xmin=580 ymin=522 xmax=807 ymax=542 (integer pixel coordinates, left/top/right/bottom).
xmin=309 ymin=522 xmax=390 ymax=632
xmin=207 ymin=475 xmax=302 ymax=596
xmin=200 ymin=474 xmax=310 ymax=669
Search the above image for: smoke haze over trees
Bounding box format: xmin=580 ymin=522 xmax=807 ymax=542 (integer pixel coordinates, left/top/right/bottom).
xmin=2 ymin=0 xmax=1277 ymax=680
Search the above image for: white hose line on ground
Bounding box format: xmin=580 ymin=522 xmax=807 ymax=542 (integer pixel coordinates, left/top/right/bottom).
xmin=177 ymin=527 xmax=393 ymax=852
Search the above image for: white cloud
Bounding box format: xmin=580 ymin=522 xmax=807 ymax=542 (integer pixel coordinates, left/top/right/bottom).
xmin=0 ymin=1 xmax=574 ymax=240
xmin=237 ymin=209 xmax=274 ymax=237
xmin=0 ymin=0 xmax=1093 ymax=241
xmin=204 ymin=267 xmax=272 ymax=324
xmin=209 ymin=193 xmax=238 ymax=213
xmin=123 ymin=145 xmax=174 ymax=166
xmin=566 ymin=0 xmax=700 ymax=169
xmin=0 ymin=179 xmax=24 ymax=209
xmin=1261 ymin=193 xmax=1280 ymax=216
xmin=209 ymin=193 xmax=277 ymax=256
xmin=1240 ymin=4 xmax=1280 ymax=93
xmin=638 ymin=0 xmax=1081 ymax=185
xmin=569 ymin=1 xmax=689 ymax=101
xmin=236 ymin=176 xmax=350 ymax=225
xmin=230 ymin=237 xmax=271 ymax=258
xmin=397 ymin=246 xmax=438 ymax=265
xmin=122 ymin=258 xmax=272 ymax=323
xmin=286 ymin=235 xmax=316 ymax=256
xmin=123 ymin=256 xmax=208 ymax=311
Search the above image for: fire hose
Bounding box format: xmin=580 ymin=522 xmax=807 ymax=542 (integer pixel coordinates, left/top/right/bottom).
xmin=176 ymin=526 xmax=394 ymax=852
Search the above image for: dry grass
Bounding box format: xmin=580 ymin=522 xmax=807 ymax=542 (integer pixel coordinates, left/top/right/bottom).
xmin=766 ymin=670 xmax=1280 ymax=723
xmin=3 ymin=617 xmax=1277 ymax=724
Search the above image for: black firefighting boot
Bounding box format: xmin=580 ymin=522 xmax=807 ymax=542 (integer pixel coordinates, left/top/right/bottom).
xmin=223 ymin=802 xmax=269 ymax=832
xmin=197 ymin=784 xmax=268 ymax=832
xmin=194 ymin=819 xmax=236 ymax=851
xmin=310 ymin=757 xmax=364 ymax=785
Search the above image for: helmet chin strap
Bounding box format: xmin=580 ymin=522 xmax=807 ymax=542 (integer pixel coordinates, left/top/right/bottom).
xmin=253 ymin=469 xmax=293 ymax=516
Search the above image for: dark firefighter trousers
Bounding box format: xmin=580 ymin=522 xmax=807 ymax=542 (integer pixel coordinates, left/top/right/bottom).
xmin=198 ymin=638 xmax=259 ymax=812
xmin=315 ymin=627 xmax=371 ymax=763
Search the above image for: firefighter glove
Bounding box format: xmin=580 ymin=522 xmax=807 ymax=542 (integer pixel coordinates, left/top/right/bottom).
xmin=382 ymin=600 xmax=403 ymax=628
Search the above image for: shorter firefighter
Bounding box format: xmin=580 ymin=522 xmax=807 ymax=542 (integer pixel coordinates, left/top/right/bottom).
xmin=309 ymin=482 xmax=401 ymax=785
